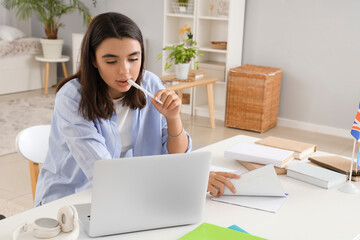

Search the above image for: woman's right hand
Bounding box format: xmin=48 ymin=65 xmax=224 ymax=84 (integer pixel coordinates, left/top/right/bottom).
xmin=208 ymin=171 xmax=240 ymax=197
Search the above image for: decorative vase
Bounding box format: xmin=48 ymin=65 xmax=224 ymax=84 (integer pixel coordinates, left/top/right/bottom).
xmin=40 ymin=38 xmax=64 ymax=59
xmin=186 ymin=40 xmax=193 ymax=47
xmin=175 ymin=63 xmax=190 ymax=80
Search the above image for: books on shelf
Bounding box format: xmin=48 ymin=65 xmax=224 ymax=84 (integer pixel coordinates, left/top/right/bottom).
xmin=286 ymin=163 xmax=347 ymax=189
xmin=159 ymin=70 xmax=206 ymax=83
xmin=309 ymin=155 xmax=360 ymax=181
xmin=255 ymin=136 xmax=316 ymax=160
xmin=224 ymin=142 xmax=294 ymax=168
xmin=188 ymin=69 xmax=205 ymax=80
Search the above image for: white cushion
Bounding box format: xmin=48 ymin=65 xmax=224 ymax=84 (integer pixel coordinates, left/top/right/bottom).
xmin=0 ymin=25 xmax=25 ymax=41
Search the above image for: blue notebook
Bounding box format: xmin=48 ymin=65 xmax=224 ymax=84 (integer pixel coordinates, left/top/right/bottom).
xmin=228 ymin=225 xmax=249 ymax=234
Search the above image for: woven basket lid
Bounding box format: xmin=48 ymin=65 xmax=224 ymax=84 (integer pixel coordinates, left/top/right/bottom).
xmin=230 ymin=64 xmax=282 ymax=76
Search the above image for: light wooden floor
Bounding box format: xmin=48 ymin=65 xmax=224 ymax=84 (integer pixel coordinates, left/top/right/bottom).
xmin=0 ymin=88 xmax=355 ymax=217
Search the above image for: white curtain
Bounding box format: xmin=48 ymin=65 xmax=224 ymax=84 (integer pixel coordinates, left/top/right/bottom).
xmin=0 ymin=5 xmax=31 ymax=36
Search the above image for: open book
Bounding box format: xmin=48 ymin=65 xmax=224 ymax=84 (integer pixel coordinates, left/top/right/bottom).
xmin=224 ymin=142 xmax=294 ymax=168
xmin=223 ymin=164 xmax=286 ymax=196
xmin=212 ymin=165 xmax=288 ymax=213
xmin=255 ymin=136 xmax=316 ymax=160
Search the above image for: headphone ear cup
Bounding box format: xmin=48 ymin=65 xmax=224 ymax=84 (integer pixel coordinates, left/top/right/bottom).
xmin=32 ymin=218 xmax=61 ymax=238
xmin=57 ymin=206 xmax=75 ymax=233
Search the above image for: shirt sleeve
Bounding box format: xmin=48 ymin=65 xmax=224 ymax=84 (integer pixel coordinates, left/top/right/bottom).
xmin=54 ymin=91 xmax=112 ymax=180
xmin=141 ymin=71 xmax=193 ymax=154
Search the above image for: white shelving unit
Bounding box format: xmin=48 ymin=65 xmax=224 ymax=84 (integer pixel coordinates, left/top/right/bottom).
xmin=161 ymin=0 xmax=246 ymax=120
xmin=72 ymin=33 xmax=85 ymax=74
xmin=162 ymin=1 xmax=197 ymax=114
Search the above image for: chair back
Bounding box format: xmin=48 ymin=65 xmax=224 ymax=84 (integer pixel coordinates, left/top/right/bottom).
xmin=15 ymin=125 xmax=51 ymax=200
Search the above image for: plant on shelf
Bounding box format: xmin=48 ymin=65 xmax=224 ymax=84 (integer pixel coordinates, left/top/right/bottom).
xmin=2 ymin=0 xmax=97 ymax=58
xmin=173 ymin=0 xmax=193 ymax=15
xmin=157 ymin=24 xmax=202 ymax=80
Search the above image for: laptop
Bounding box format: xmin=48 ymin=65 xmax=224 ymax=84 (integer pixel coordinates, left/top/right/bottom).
xmin=74 ymin=151 xmax=212 ymax=237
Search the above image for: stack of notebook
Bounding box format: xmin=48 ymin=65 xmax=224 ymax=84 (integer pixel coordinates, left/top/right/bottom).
xmin=309 ymin=155 xmax=360 ymax=181
xmin=227 ymin=137 xmax=317 ymax=175
xmin=224 ymin=141 xmax=294 ymax=169
xmin=286 ymin=162 xmax=347 ymax=189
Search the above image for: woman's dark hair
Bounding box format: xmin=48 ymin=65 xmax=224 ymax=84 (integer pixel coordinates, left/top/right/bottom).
xmin=56 ymin=12 xmax=146 ymax=121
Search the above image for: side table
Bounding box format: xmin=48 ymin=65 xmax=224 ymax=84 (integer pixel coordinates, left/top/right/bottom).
xmin=160 ymin=75 xmax=218 ymax=128
xmin=35 ymin=55 xmax=69 ymax=94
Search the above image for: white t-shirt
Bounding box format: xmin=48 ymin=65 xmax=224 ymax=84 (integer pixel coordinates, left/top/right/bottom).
xmin=113 ymin=98 xmax=134 ymax=157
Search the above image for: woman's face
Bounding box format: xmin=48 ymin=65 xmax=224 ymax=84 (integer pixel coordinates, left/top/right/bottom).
xmin=94 ymin=37 xmax=142 ymax=99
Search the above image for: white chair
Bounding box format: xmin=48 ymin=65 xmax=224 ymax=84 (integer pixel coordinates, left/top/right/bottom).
xmin=15 ymin=125 xmax=51 ymax=201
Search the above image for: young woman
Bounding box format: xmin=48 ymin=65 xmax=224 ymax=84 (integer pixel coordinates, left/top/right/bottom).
xmin=34 ymin=12 xmax=191 ymax=206
xmin=35 ymin=12 xmax=239 ymax=206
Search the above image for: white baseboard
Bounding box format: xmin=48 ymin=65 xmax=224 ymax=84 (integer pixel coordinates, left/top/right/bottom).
xmin=194 ymin=108 xmax=225 ymax=121
xmin=277 ymin=117 xmax=352 ymax=139
xmin=188 ymin=111 xmax=351 ymax=139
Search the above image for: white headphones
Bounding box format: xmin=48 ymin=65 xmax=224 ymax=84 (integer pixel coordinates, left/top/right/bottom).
xmin=13 ymin=205 xmax=79 ymax=240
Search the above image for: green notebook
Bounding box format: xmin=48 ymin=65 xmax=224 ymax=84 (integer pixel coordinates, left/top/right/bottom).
xmin=178 ymin=223 xmax=267 ymax=240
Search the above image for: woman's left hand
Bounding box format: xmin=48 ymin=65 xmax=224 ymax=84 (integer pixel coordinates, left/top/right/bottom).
xmin=152 ymin=89 xmax=181 ymax=120
xmin=208 ymin=171 xmax=240 ymax=197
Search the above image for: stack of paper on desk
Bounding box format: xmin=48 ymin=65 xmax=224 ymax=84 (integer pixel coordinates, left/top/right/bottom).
xmin=211 ymin=165 xmax=288 ymax=213
xmin=287 ymin=163 xmax=347 ymax=189
xmin=224 ymin=142 xmax=294 ymax=168
xmin=255 ymin=136 xmax=316 ymax=160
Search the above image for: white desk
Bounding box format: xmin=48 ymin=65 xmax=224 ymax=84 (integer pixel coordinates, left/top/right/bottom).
xmin=1 ymin=135 xmax=360 ymax=240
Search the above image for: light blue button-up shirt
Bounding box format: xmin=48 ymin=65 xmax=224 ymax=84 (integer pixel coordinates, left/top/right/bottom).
xmin=35 ymin=71 xmax=192 ymax=206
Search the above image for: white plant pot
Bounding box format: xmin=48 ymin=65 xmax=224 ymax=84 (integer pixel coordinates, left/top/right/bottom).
xmin=175 ymin=63 xmax=190 ymax=80
xmin=40 ymin=38 xmax=64 ymax=59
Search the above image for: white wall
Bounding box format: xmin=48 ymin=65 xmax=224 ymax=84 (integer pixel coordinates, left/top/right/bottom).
xmin=31 ymin=0 xmax=164 ymax=76
xmin=242 ymin=0 xmax=360 ymax=133
xmin=1 ymin=5 xmax=31 ymax=36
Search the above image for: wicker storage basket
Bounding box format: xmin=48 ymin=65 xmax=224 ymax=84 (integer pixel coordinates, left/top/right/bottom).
xmin=225 ymin=64 xmax=282 ymax=133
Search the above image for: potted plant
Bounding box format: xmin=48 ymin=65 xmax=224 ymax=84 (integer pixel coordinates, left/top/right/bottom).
xmin=158 ymin=25 xmax=202 ymax=80
xmin=2 ymin=0 xmax=96 ymax=59
xmin=173 ymin=0 xmax=193 ymax=14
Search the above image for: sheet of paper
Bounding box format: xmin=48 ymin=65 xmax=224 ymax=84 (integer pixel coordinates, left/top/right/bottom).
xmin=211 ymin=194 xmax=288 ymax=213
xmin=223 ymin=164 xmax=286 ymax=197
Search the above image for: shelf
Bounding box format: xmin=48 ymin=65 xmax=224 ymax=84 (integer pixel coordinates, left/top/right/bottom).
xmin=165 ymin=13 xmax=194 ymax=19
xmin=162 ymin=0 xmax=246 ymax=121
xmin=199 ymin=47 xmax=227 ymax=54
xmin=164 ymin=42 xmax=187 ymax=47
xmin=198 ymin=16 xmax=228 ymax=21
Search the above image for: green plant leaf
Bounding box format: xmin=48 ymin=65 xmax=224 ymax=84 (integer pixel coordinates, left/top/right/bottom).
xmin=159 ymin=38 xmax=202 ymax=71
xmin=2 ymin=0 xmax=95 ymax=39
